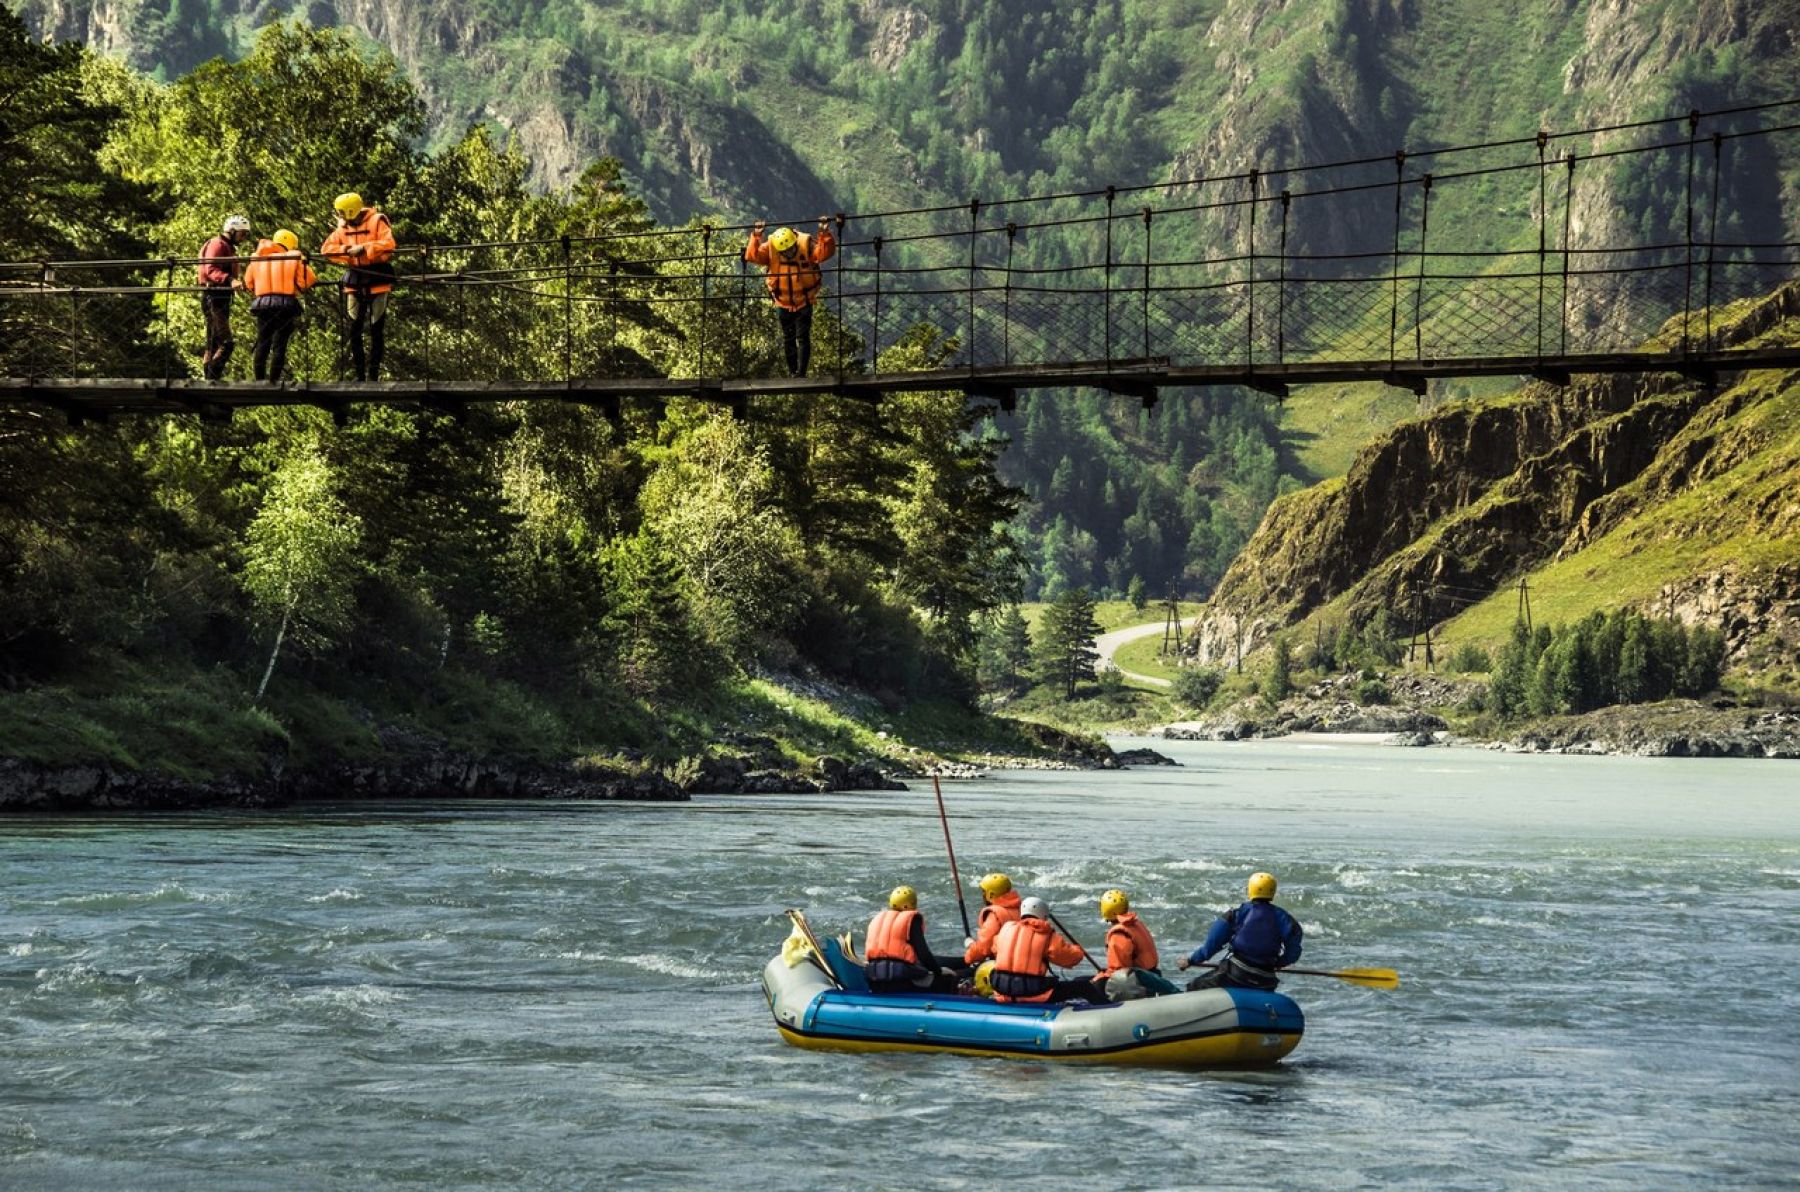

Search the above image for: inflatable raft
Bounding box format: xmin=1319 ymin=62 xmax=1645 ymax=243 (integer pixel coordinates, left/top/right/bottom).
xmin=761 ymin=922 xmax=1303 ymax=1069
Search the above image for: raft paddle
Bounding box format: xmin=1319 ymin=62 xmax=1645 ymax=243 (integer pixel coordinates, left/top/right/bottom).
xmin=1189 ymin=961 xmax=1400 ymax=990
xmin=930 ymin=773 xmax=973 ymax=938
xmin=785 ymin=908 xmax=844 ymax=990
xmin=1045 ymin=910 xmax=1103 ymax=973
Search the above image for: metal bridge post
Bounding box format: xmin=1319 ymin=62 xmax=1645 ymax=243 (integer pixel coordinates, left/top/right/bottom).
xmin=1561 ymin=154 xmax=1576 ymax=355
xmin=1004 ymin=223 xmax=1016 ymax=366
xmin=1246 ymin=169 xmax=1259 ymax=370
xmin=1389 ymin=150 xmax=1406 ymax=367
xmin=1704 ymin=131 xmax=1723 ymax=352
xmin=1415 ymin=174 xmax=1432 ymax=362
xmin=835 ymin=212 xmax=847 ymax=379
xmin=1141 ymin=206 xmax=1153 ymax=362
xmin=609 ymin=259 xmax=620 ymax=369
xmin=1536 ymin=130 xmax=1549 ymax=360
xmin=1278 ymin=190 xmax=1291 ymax=365
xmin=700 ymin=224 xmax=713 ymax=378
xmin=871 ymin=235 xmax=883 ymax=371
xmin=162 ymin=258 xmax=176 ymax=382
xmin=1682 ymin=109 xmax=1700 ymax=356
xmin=1104 ymin=185 xmax=1116 ymax=367
xmin=561 ymin=234 xmax=572 ymax=385
xmin=968 ymin=198 xmax=980 ymax=369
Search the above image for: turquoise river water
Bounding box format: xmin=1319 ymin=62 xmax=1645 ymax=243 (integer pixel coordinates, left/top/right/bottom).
xmin=2 ymin=736 xmax=1797 ymax=1189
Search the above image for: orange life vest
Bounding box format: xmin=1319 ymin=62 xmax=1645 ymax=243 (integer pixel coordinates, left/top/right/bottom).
xmin=1101 ymin=911 xmax=1158 ymax=977
xmin=963 ymin=890 xmax=1022 ymax=964
xmin=864 ymin=908 xmax=920 ymax=965
xmin=746 ymin=228 xmax=835 ymax=311
xmin=320 ymin=209 xmax=398 ymax=294
xmin=243 ymin=241 xmax=317 ymax=301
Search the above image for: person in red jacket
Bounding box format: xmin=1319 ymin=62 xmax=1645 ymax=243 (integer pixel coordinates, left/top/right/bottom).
xmin=961 ymin=871 xmax=1023 ymax=968
xmin=319 ymin=192 xmax=398 ymax=381
xmin=989 ymin=897 xmax=1091 ymax=1004
xmin=863 ymin=885 xmax=959 ymax=994
xmin=743 ymin=216 xmax=835 ymax=376
xmin=242 ymin=230 xmax=317 ymax=385
xmin=197 ymin=214 xmax=251 ymax=380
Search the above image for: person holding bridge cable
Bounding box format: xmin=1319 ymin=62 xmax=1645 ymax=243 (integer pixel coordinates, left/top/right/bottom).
xmin=320 ymin=192 xmax=397 ymax=382
xmin=743 ymin=216 xmax=835 ymax=377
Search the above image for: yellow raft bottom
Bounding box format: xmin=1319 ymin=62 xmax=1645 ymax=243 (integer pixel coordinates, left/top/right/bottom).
xmin=776 ymin=1024 xmax=1299 ymax=1069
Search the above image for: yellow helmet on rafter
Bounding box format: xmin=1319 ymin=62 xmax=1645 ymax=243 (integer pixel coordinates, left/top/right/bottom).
xmin=333 ymin=192 xmax=365 ymax=220
xmin=978 ymin=872 xmax=1012 ymax=899
xmin=1100 ymin=889 xmax=1130 ymax=920
xmin=768 ymin=226 xmax=799 ymax=255
xmin=973 ymin=960 xmax=997 ymax=997
xmin=1248 ymin=872 xmax=1278 ymax=900
xmin=888 ymin=885 xmax=917 ymax=910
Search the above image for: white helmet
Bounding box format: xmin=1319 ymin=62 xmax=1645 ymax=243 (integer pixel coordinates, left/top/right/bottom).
xmin=1020 ymin=896 xmax=1049 ymax=920
xmin=222 ymin=214 xmax=251 ymax=236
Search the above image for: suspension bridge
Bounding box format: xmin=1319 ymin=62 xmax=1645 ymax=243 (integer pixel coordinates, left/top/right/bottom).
xmin=4 ymin=99 xmax=1799 ymax=425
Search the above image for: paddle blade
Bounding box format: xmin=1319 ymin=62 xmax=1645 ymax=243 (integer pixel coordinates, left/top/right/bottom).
xmin=1326 ymin=967 xmax=1400 ymax=990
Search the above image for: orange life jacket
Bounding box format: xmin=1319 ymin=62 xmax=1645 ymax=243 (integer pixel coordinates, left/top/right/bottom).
xmin=1101 ymin=911 xmax=1158 ymax=977
xmin=745 ymin=228 xmax=835 ymax=311
xmin=963 ymin=890 xmax=1022 ymax=964
xmin=243 ymin=241 xmax=317 ymax=301
xmin=320 ymin=209 xmax=398 ymax=294
xmin=864 ymin=908 xmax=920 ymax=965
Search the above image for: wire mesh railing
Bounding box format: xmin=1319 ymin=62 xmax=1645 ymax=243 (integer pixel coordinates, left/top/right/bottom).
xmin=2 ymin=100 xmax=1797 ymax=389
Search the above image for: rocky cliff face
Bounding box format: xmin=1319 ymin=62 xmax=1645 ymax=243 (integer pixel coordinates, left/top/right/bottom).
xmin=1191 ymin=284 xmax=1800 ymax=665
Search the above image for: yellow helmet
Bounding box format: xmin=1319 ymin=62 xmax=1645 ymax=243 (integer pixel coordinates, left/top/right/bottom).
xmin=334 ymin=192 xmax=365 ymax=220
xmin=1248 ymin=871 xmax=1278 ymax=900
xmin=973 ymin=960 xmax=997 ymax=997
xmin=978 ymin=872 xmax=1012 ymax=899
xmin=887 ymin=885 xmax=917 ymax=911
xmin=768 ymin=226 xmax=799 ymax=255
xmin=1100 ymin=889 xmax=1130 ymax=919
xmin=272 ymin=229 xmax=300 ymax=252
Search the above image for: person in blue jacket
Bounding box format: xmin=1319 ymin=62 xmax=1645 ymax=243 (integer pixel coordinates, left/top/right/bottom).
xmin=1178 ymin=871 xmax=1303 ymax=991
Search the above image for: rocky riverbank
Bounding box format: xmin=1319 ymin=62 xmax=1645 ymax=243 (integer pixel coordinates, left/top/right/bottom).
xmin=1155 ymin=672 xmax=1800 ymax=759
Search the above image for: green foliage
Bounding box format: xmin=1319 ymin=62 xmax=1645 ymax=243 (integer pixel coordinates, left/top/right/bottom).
xmin=1354 ymin=678 xmax=1392 ymax=706
xmin=1445 ymin=642 xmax=1491 ymax=674
xmin=1171 ymin=665 xmax=1224 ymax=710
xmin=1490 ymin=611 xmax=1727 ymax=720
xmin=1262 ymin=634 xmax=1295 ymax=702
xmin=1032 ymin=585 xmax=1102 ymax=699
xmin=976 ymin=604 xmax=1033 ymax=696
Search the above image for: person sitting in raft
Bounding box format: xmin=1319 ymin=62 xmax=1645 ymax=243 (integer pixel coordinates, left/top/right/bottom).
xmin=1179 ymin=871 xmax=1303 ymax=992
xmin=864 ymin=885 xmax=961 ymax=994
xmin=989 ymin=897 xmax=1092 ymax=1004
xmin=961 ymin=871 xmax=1022 ymax=970
xmin=1070 ymin=887 xmax=1162 ymax=1001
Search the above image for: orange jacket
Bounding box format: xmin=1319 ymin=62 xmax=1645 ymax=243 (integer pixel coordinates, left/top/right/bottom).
xmin=991 ymin=918 xmax=1086 ymax=1003
xmin=243 ymin=240 xmax=316 ymax=300
xmin=1099 ymin=911 xmax=1158 ymax=978
xmin=744 ymin=226 xmax=835 ymax=310
xmin=865 ymin=909 xmax=921 ymax=965
xmin=963 ymin=890 xmax=1022 ymax=965
xmin=320 ymin=208 xmax=398 ymax=293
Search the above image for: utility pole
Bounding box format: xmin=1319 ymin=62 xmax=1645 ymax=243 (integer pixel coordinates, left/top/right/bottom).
xmin=1516 ymin=576 xmax=1533 ymax=635
xmin=1160 ymin=593 xmax=1183 ymax=657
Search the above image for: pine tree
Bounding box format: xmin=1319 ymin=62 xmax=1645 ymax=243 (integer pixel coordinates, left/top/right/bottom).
xmin=1034 ymin=586 xmax=1102 ymax=699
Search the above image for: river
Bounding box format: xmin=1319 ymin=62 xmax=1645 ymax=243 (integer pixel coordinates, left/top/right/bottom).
xmin=2 ymin=737 xmax=1796 ymax=1189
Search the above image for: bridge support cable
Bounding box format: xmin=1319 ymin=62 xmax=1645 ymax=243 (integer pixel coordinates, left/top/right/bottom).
xmin=1389 ymin=150 xmax=1407 ymax=369
xmin=1705 ymin=132 xmax=1723 ymax=354
xmin=1277 ymin=190 xmax=1291 ymax=371
xmin=1245 ymin=169 xmax=1258 ymax=373
xmin=1536 ymin=130 xmax=1549 ymax=361
xmin=967 ymin=198 xmax=980 ymax=372
xmin=1683 ymin=110 xmax=1701 ymax=356
xmin=1414 ymin=173 xmax=1432 ymax=365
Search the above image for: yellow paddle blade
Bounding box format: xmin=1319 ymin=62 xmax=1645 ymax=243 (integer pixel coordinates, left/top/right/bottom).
xmin=1325 ymin=967 xmax=1400 ymax=990
xmin=780 ymin=921 xmax=815 ymax=969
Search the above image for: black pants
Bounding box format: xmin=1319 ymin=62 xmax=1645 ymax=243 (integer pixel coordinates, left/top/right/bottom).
xmin=1185 ymin=957 xmax=1279 ymax=992
xmin=345 ymin=290 xmax=389 ymax=381
xmin=252 ymin=303 xmax=301 ymax=383
xmin=201 ymin=291 xmax=235 ymax=380
xmin=865 ymin=959 xmax=959 ymax=994
xmin=993 ymin=972 xmax=1102 ymax=1004
xmin=778 ymin=304 xmax=813 ymax=376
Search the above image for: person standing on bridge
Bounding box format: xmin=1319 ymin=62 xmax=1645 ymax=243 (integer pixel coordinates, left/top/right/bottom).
xmin=197 ymin=214 xmax=252 ymax=381
xmin=1179 ymin=871 xmax=1303 ymax=992
xmin=744 ymin=217 xmax=835 ymax=377
xmin=242 ymin=230 xmax=316 ymax=385
xmin=320 ymin=193 xmax=397 ymax=382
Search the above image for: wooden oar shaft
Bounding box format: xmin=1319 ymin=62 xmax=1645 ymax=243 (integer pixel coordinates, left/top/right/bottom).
xmin=1192 ymin=960 xmax=1399 ymax=989
xmin=930 ymin=774 xmax=973 ymax=938
xmin=1046 ymin=910 xmax=1103 ymax=973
